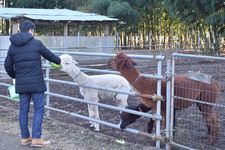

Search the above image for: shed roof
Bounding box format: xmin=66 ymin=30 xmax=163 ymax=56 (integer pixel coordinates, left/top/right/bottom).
xmin=0 ymin=8 xmax=118 ymax=22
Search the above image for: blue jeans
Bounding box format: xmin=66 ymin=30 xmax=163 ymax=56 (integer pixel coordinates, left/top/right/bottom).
xmin=19 ymin=92 xmax=45 ymax=139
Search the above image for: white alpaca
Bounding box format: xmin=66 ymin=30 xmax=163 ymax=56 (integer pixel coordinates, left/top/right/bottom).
xmin=60 ymin=54 xmax=131 ymax=131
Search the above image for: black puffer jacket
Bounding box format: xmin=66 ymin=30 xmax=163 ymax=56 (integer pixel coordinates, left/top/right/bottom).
xmin=4 ymin=32 xmax=61 ymax=93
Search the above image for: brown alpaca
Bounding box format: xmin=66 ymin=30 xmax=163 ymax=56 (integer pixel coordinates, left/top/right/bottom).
xmin=108 ymin=52 xmax=220 ymax=144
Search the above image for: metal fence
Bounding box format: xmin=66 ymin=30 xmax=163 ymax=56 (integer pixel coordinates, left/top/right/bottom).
xmin=0 ymin=51 xmax=168 ymax=149
xmin=1 ymin=50 xmax=225 ymax=150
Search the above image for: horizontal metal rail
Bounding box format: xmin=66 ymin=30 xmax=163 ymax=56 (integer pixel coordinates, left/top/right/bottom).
xmin=52 ymin=50 xmax=165 ymax=60
xmin=0 ymin=71 xmax=7 ymax=74
xmin=173 ymin=53 xmax=225 ymax=61
xmin=45 ymin=105 xmax=165 ymax=141
xmin=49 ymin=43 xmax=218 ymax=49
xmin=79 ymin=68 xmax=164 ymax=80
xmin=174 ymin=96 xmax=225 ymax=108
xmin=51 ymin=46 xmax=117 ymax=49
xmin=0 ymin=77 xmax=11 ymax=80
xmin=0 ymin=82 xmax=11 ymax=87
xmin=45 ymin=78 xmax=163 ymax=103
xmin=0 ymin=95 xmax=11 ymax=100
xmin=80 ymin=67 xmax=120 ymax=75
xmin=45 ymin=78 xmax=136 ymax=95
xmin=171 ymin=142 xmax=196 ymax=150
xmin=42 ymin=65 xmax=164 ymax=80
xmin=46 ymin=91 xmax=162 ymax=120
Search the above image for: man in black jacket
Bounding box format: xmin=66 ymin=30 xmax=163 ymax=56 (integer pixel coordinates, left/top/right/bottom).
xmin=4 ymin=20 xmax=61 ymax=147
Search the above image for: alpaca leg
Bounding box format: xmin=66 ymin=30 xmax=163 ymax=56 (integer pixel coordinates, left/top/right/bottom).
xmin=206 ymin=110 xmax=219 ymax=144
xmin=147 ymin=119 xmax=154 ymax=133
xmin=147 ymin=116 xmax=166 ymax=133
xmin=154 ymin=111 xmax=167 ymax=136
xmin=149 ymin=110 xmax=176 ymax=136
xmin=87 ymin=104 xmax=94 ymax=128
xmin=147 ymin=117 xmax=165 ymax=133
xmin=85 ymin=93 xmax=100 ymax=131
xmin=120 ymin=103 xmax=151 ymax=129
xmin=88 ymin=104 xmax=100 ymax=131
xmin=115 ymin=94 xmax=128 ymax=119
xmin=173 ymin=109 xmax=177 ymax=137
xmin=197 ymin=103 xmax=219 ymax=144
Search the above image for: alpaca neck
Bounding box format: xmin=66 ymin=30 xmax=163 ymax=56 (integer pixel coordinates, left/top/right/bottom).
xmin=120 ymin=67 xmax=157 ymax=94
xmin=135 ymin=77 xmax=157 ymax=94
xmin=69 ymin=66 xmax=89 ymax=84
xmin=120 ymin=68 xmax=140 ymax=86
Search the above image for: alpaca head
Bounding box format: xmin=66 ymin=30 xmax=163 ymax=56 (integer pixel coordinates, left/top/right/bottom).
xmin=60 ymin=54 xmax=79 ymax=74
xmin=119 ymin=105 xmax=140 ymax=129
xmin=120 ymin=104 xmax=151 ymax=129
xmin=108 ymin=52 xmax=137 ymax=71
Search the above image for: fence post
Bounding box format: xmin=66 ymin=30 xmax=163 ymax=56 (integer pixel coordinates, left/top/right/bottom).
xmin=170 ymin=57 xmax=176 ymax=144
xmin=166 ymin=59 xmax=171 ymax=150
xmin=155 ymin=60 xmax=162 ymax=148
xmin=46 ymin=60 xmax=50 ymax=117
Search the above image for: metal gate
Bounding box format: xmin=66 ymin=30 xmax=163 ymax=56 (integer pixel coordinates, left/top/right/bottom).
xmin=170 ymin=53 xmax=225 ymax=150
xmin=0 ymin=51 xmax=168 ymax=149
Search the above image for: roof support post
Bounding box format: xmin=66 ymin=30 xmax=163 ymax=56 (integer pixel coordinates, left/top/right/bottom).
xmin=64 ymin=23 xmax=68 ymax=36
xmin=12 ymin=22 xmax=18 ymax=34
xmin=104 ymin=24 xmax=109 ymax=36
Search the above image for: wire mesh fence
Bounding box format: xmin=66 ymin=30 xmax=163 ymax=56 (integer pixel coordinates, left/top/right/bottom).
xmin=171 ymin=54 xmax=225 ymax=150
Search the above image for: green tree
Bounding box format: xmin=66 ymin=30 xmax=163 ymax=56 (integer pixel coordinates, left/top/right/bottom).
xmin=107 ymin=1 xmax=138 ymax=46
xmin=62 ymin=0 xmax=91 ymax=10
xmin=88 ymin=0 xmax=139 ymax=46
xmin=10 ymin=0 xmax=58 ymax=8
xmin=163 ymin=0 xmax=225 ymax=54
xmin=9 ymin=0 xmax=90 ymax=9
xmin=89 ymin=0 xmax=112 ymax=15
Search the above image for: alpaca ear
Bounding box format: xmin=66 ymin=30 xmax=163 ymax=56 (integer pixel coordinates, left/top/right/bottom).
xmin=72 ymin=60 xmax=78 ymax=65
xmin=117 ymin=52 xmax=125 ymax=59
xmin=128 ymin=56 xmax=137 ymax=66
xmin=132 ymin=61 xmax=137 ymax=66
xmin=117 ymin=52 xmax=123 ymax=56
xmin=123 ymin=59 xmax=133 ymax=68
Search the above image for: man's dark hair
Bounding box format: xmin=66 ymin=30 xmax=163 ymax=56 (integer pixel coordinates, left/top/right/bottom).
xmin=19 ymin=20 xmax=36 ymax=32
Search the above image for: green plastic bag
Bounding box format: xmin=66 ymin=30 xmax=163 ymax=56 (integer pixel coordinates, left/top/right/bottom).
xmin=8 ymin=85 xmax=19 ymax=101
xmin=50 ymin=62 xmax=62 ymax=70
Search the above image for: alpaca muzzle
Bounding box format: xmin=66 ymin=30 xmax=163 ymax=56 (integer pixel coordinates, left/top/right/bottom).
xmin=119 ymin=113 xmax=139 ymax=129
